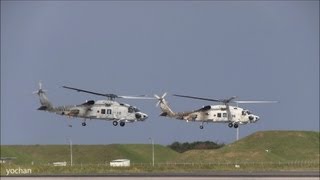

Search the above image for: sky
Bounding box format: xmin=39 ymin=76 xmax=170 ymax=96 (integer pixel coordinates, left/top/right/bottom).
xmin=1 ymin=1 xmax=319 ymax=145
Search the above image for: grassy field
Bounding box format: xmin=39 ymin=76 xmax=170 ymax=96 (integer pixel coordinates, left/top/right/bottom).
xmin=177 ymin=131 xmax=320 ymax=163
xmin=1 ymin=131 xmax=319 ymax=175
xmin=0 ymin=144 xmax=179 ymax=165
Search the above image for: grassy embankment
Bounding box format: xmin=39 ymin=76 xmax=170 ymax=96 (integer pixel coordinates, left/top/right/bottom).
xmin=1 ymin=131 xmax=319 ymax=175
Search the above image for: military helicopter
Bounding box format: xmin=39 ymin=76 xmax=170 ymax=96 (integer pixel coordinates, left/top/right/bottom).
xmin=154 ymin=93 xmax=277 ymax=129
xmin=34 ymin=82 xmax=153 ymax=127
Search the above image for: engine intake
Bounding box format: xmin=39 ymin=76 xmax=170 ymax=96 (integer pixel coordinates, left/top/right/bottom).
xmin=200 ymin=105 xmax=211 ymax=111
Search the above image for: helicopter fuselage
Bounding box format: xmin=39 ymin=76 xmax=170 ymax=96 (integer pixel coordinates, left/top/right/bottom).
xmin=49 ymin=100 xmax=148 ymax=122
xmin=177 ymin=105 xmax=259 ymax=125
xmin=35 ymin=83 xmax=150 ymax=127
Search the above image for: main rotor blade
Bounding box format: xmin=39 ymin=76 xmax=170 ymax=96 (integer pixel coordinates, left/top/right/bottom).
xmin=235 ymin=101 xmax=279 ymax=104
xmin=173 ymin=94 xmax=221 ymax=102
xmin=62 ymin=86 xmax=116 ymax=98
xmin=63 ymin=86 xmax=154 ymax=100
xmin=119 ymin=95 xmax=155 ymax=100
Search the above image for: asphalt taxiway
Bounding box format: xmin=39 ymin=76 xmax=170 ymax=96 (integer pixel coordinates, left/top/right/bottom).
xmin=1 ymin=171 xmax=319 ymax=179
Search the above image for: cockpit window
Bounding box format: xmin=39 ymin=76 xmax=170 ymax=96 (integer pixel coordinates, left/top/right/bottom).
xmin=128 ymin=106 xmax=140 ymax=113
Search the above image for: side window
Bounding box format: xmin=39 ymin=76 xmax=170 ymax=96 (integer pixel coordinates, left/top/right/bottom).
xmin=107 ymin=109 xmax=112 ymax=114
xmin=128 ymin=107 xmax=134 ymax=113
xmin=217 ymin=113 xmax=221 ymax=118
xmin=223 ymin=113 xmax=227 ymax=117
xmin=101 ymin=109 xmax=106 ymax=114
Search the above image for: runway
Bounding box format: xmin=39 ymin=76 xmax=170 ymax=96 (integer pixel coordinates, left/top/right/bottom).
xmin=1 ymin=177 xmax=319 ymax=180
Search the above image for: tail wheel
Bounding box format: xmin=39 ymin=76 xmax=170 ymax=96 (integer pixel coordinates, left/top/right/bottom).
xmin=120 ymin=122 xmax=125 ymax=127
xmin=234 ymin=123 xmax=239 ymax=128
xmin=200 ymin=125 xmax=204 ymax=129
xmin=113 ymin=121 xmax=118 ymax=126
xmin=228 ymin=123 xmax=233 ymax=128
xmin=82 ymin=122 xmax=86 ymax=126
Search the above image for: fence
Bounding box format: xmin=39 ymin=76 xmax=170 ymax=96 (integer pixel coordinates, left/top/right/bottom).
xmin=130 ymin=160 xmax=319 ymax=167
xmin=6 ymin=160 xmax=318 ymax=167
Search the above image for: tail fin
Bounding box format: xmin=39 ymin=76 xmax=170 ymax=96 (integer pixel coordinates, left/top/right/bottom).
xmin=154 ymin=93 xmax=176 ymax=117
xmin=33 ymin=81 xmax=53 ymax=111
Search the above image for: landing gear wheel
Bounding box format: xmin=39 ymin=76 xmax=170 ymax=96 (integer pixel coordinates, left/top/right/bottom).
xmin=113 ymin=121 xmax=118 ymax=126
xmin=200 ymin=125 xmax=204 ymax=129
xmin=228 ymin=123 xmax=233 ymax=128
xmin=120 ymin=122 xmax=125 ymax=127
xmin=234 ymin=123 xmax=239 ymax=128
xmin=82 ymin=122 xmax=86 ymax=126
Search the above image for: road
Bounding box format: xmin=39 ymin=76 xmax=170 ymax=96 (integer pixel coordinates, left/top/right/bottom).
xmin=1 ymin=171 xmax=319 ymax=180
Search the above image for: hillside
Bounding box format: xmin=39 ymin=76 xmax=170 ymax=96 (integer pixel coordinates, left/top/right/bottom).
xmin=1 ymin=131 xmax=319 ymax=165
xmin=177 ymin=131 xmax=320 ymax=163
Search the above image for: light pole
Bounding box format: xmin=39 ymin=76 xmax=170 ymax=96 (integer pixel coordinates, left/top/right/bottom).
xmin=235 ymin=102 xmax=239 ymax=141
xmin=66 ymin=138 xmax=73 ymax=166
xmin=149 ymin=137 xmax=154 ymax=167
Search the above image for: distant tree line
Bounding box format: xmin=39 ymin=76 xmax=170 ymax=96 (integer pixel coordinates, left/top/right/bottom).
xmin=167 ymin=141 xmax=224 ymax=153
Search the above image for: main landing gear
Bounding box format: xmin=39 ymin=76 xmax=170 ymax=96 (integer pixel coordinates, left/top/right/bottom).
xmin=228 ymin=122 xmax=238 ymax=128
xmin=113 ymin=121 xmax=125 ymax=127
xmin=81 ymin=119 xmax=87 ymax=126
xmin=199 ymin=122 xmax=204 ymax=129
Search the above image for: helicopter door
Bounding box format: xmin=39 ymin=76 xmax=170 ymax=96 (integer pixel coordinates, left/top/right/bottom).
xmin=216 ymin=112 xmax=226 ymax=121
xmin=105 ymin=109 xmax=111 ymax=118
xmin=99 ymin=109 xmax=112 ymax=118
xmin=97 ymin=108 xmax=106 ymax=119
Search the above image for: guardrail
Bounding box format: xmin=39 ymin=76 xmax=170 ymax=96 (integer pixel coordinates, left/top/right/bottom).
xmin=3 ymin=160 xmax=318 ymax=167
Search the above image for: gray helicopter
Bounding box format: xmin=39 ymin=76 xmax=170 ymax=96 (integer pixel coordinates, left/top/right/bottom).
xmin=34 ymin=82 xmax=152 ymax=127
xmin=155 ymin=93 xmax=277 ymax=129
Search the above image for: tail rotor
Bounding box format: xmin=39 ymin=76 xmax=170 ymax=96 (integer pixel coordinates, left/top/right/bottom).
xmin=33 ymin=81 xmax=53 ymax=111
xmin=33 ymin=81 xmax=47 ymax=95
xmin=154 ymin=93 xmax=175 ymax=117
xmin=154 ymin=93 xmax=167 ymax=107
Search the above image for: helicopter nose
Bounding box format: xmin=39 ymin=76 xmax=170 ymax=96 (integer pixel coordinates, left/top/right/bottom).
xmin=136 ymin=112 xmax=148 ymax=121
xmin=142 ymin=113 xmax=148 ymax=120
xmin=251 ymin=115 xmax=259 ymax=122
xmin=249 ymin=115 xmax=259 ymax=122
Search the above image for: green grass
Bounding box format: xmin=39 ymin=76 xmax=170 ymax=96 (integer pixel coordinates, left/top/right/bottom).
xmin=0 ymin=144 xmax=179 ymax=165
xmin=177 ymin=131 xmax=320 ymax=163
xmin=1 ymin=131 xmax=319 ymax=175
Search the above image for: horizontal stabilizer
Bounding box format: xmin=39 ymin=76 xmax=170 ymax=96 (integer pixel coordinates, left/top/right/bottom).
xmin=37 ymin=106 xmax=48 ymax=110
xmin=160 ymin=112 xmax=168 ymax=116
